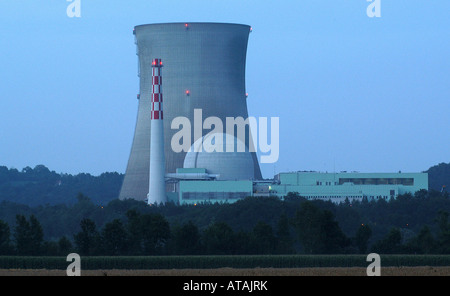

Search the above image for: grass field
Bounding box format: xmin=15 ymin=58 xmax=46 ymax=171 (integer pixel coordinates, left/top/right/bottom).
xmin=1 ymin=255 xmax=449 ymax=276
xmin=1 ymin=266 xmax=450 ymax=276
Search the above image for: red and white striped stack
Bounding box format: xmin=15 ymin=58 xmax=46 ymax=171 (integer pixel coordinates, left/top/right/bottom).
xmin=151 ymin=58 xmax=163 ymax=120
xmin=147 ymin=58 xmax=167 ymax=205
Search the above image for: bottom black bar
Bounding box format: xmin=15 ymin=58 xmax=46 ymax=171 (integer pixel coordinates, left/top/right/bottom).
xmin=0 ymin=276 xmax=446 ymax=295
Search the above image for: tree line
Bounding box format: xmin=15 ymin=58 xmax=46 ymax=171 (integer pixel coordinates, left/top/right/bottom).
xmin=0 ymin=162 xmax=449 ymax=256
xmin=0 ymin=162 xmax=448 ymax=207
xmin=0 ymin=165 xmax=122 ymax=206
xmin=1 ymin=192 xmax=450 ymax=256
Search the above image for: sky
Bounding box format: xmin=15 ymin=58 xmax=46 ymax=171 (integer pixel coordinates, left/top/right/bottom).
xmin=0 ymin=0 xmax=449 ymax=179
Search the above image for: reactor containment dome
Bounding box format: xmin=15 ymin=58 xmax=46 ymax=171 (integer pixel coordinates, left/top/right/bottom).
xmin=183 ymin=133 xmax=255 ymax=181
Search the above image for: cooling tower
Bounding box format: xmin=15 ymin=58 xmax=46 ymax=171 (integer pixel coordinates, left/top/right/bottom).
xmin=119 ymin=22 xmax=262 ymax=201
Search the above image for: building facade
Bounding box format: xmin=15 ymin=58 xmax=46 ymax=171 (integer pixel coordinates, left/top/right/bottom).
xmin=167 ymin=171 xmax=428 ymax=205
xmin=270 ymin=172 xmax=428 ymax=203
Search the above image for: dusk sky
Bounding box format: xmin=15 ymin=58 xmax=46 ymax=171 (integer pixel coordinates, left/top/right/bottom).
xmin=0 ymin=0 xmax=448 ymax=179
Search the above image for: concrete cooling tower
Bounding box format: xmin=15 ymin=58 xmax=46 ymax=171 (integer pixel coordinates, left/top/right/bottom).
xmin=119 ymin=22 xmax=262 ymax=201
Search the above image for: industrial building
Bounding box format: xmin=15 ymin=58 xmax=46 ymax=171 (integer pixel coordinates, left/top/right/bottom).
xmin=270 ymin=171 xmax=428 ymax=203
xmin=168 ymin=171 xmax=428 ymax=205
xmin=167 ymin=168 xmax=254 ymax=205
xmin=119 ymin=22 xmax=262 ymax=202
xmin=119 ymin=22 xmax=428 ymax=205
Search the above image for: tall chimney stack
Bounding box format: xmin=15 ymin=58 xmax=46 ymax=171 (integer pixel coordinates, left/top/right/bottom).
xmin=147 ymin=58 xmax=166 ymax=205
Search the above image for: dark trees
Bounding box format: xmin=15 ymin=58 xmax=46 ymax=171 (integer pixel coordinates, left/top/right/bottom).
xmin=202 ymin=221 xmax=235 ymax=255
xmin=0 ymin=187 xmax=449 ymax=256
xmin=354 ymin=224 xmax=372 ymax=254
xmin=371 ymin=228 xmax=404 ymax=254
xmin=73 ymin=218 xmax=101 ymax=256
xmin=293 ymin=201 xmax=350 ymax=254
xmin=171 ymin=220 xmax=201 ymax=255
xmin=101 ymin=219 xmax=129 ymax=256
xmin=14 ymin=215 xmax=44 ymax=255
xmin=126 ymin=210 xmax=171 ymax=255
xmin=0 ymin=219 xmax=12 ymax=255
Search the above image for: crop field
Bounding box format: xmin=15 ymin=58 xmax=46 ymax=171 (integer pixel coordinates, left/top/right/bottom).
xmin=1 ymin=266 xmax=450 ymax=276
xmin=0 ymin=255 xmax=449 ymax=276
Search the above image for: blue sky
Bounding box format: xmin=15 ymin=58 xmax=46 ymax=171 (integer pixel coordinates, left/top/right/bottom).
xmin=0 ymin=0 xmax=449 ymax=178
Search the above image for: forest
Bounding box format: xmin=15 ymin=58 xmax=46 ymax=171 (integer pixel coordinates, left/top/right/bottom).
xmin=0 ymin=162 xmax=448 ymax=206
xmin=0 ymin=162 xmax=449 ymax=256
xmin=0 ymin=164 xmax=123 ymax=206
xmin=0 ymin=190 xmax=449 ymax=256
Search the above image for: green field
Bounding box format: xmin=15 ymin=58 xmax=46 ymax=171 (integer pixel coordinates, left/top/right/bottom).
xmin=1 ymin=254 xmax=450 ymax=270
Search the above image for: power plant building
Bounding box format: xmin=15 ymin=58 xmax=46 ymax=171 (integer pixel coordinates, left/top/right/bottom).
xmin=170 ymin=171 xmax=428 ymax=205
xmin=118 ymin=22 xmax=428 ymax=206
xmin=119 ymin=22 xmax=262 ymax=202
xmin=270 ymin=171 xmax=428 ymax=203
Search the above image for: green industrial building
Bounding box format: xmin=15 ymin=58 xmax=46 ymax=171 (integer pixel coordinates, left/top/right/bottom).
xmin=178 ymin=180 xmax=253 ymax=205
xmin=166 ymin=168 xmax=254 ymax=205
xmin=166 ymin=168 xmax=428 ymax=205
xmin=270 ymin=171 xmax=428 ymax=203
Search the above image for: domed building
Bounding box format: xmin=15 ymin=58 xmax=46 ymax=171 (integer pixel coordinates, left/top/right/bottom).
xmin=164 ymin=133 xmax=257 ymax=205
xmin=183 ymin=133 xmax=255 ymax=181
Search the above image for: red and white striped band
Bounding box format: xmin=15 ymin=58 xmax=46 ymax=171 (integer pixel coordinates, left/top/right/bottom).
xmin=151 ymin=58 xmax=163 ymax=120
